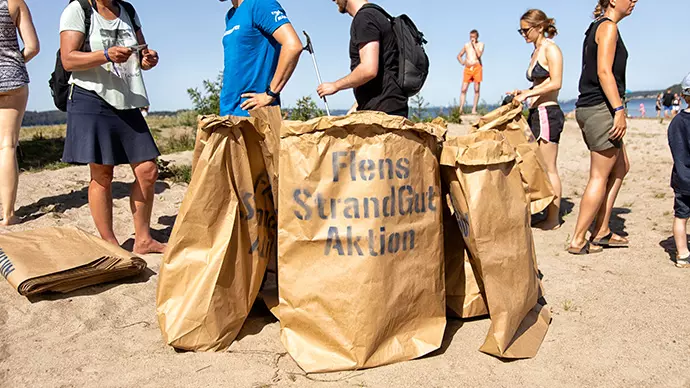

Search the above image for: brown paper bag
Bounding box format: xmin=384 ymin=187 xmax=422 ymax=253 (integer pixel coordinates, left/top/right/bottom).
xmin=443 ymin=194 xmax=488 ymax=319
xmin=472 ymin=102 xmax=555 ymax=214
xmin=156 ymin=114 xmax=277 ymax=352
xmin=278 ymin=112 xmax=447 ymax=373
xmin=0 ymin=227 xmax=146 ymax=296
xmin=440 ymin=130 xmax=551 ymax=359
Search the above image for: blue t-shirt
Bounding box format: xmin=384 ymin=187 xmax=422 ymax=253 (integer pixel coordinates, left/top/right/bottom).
xmin=669 ymin=110 xmax=690 ymax=194
xmin=220 ymin=0 xmax=290 ymax=117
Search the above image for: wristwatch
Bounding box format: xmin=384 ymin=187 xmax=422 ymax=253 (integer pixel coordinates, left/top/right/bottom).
xmin=265 ymin=86 xmax=280 ymax=99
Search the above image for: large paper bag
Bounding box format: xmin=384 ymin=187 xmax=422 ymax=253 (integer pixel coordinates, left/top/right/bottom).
xmin=473 ymin=102 xmax=555 ymax=214
xmin=440 ymin=130 xmax=551 ymax=359
xmin=156 ymin=115 xmax=277 ymax=352
xmin=0 ymin=227 xmax=146 ymax=296
xmin=278 ymin=112 xmax=447 ymax=373
xmin=443 ymin=194 xmax=488 ymax=319
xmin=442 ymin=127 xmax=488 ymax=320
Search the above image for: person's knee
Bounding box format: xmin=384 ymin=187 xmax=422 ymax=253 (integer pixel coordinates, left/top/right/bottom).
xmin=136 ymin=162 xmax=158 ymax=186
xmin=90 ymin=166 xmax=114 ymax=187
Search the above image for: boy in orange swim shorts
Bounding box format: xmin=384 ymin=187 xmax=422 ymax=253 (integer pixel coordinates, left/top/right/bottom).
xmin=457 ymin=30 xmax=485 ymax=114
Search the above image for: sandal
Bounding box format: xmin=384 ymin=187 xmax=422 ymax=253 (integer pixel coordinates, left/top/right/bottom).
xmin=591 ymin=232 xmax=629 ymax=248
xmin=676 ymin=256 xmax=690 ymax=268
xmin=567 ymin=241 xmax=604 ymax=255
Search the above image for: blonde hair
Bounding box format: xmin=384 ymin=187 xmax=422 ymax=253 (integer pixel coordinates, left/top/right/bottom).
xmin=521 ymin=9 xmax=558 ymax=39
xmin=594 ymin=0 xmax=610 ymax=18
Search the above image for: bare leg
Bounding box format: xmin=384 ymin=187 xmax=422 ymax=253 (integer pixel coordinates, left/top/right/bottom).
xmin=592 ymin=144 xmax=630 ymax=240
xmin=130 ymin=160 xmax=166 ymax=254
xmin=0 ymin=87 xmax=28 ymax=226
xmin=472 ymin=82 xmax=481 ymax=115
xmin=89 ymin=164 xmax=118 ymax=245
xmin=674 ymin=218 xmax=689 ymax=258
xmin=459 ymin=82 xmax=469 ymax=113
xmin=569 ymin=148 xmax=620 ymax=249
xmin=535 ymin=140 xmax=562 ymax=230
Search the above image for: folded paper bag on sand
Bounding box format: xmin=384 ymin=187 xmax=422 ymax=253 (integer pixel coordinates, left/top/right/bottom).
xmin=440 ymin=130 xmax=551 ymax=359
xmin=0 ymin=227 xmax=146 ymax=296
xmin=157 ymin=113 xmax=278 ymax=352
xmin=277 ymin=112 xmax=447 ymax=373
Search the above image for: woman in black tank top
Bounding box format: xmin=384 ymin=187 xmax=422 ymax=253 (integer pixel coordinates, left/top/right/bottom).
xmin=568 ymin=0 xmax=637 ymax=255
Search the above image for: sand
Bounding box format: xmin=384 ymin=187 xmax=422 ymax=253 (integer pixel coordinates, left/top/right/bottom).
xmin=1 ymin=118 xmax=689 ymax=387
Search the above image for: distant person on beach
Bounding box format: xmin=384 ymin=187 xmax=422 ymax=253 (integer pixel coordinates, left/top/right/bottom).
xmin=511 ymin=9 xmax=564 ymax=230
xmin=656 ymin=93 xmax=663 ymax=118
xmin=317 ymin=0 xmax=409 ymax=117
xmin=0 ymin=0 xmax=38 ymax=226
xmin=220 ymin=0 xmax=302 ymax=116
xmin=568 ymin=0 xmax=636 ymax=255
xmin=60 ymin=0 xmax=164 ymax=253
xmin=457 ymin=30 xmax=484 ymax=115
xmin=663 ymin=89 xmax=674 ymax=118
xmin=673 ymin=93 xmax=681 ymax=117
xmin=639 ymin=102 xmax=645 ymax=117
xmin=667 ymin=73 xmax=690 ymax=268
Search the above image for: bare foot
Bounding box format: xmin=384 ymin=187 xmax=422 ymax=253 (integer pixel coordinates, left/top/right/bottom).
xmin=0 ymin=215 xmax=21 ymax=227
xmin=534 ymin=219 xmax=561 ymax=231
xmin=134 ymin=238 xmax=167 ymax=255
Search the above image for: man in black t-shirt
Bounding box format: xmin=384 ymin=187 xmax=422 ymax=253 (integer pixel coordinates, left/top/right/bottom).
xmin=317 ymin=0 xmax=408 ymax=117
xmin=664 ymin=89 xmax=674 ymax=118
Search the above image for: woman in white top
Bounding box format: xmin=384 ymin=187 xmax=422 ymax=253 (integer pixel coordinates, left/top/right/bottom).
xmin=60 ymin=0 xmax=165 ymax=254
xmin=511 ymin=9 xmax=564 ymax=230
xmin=0 ymin=0 xmax=38 ymax=226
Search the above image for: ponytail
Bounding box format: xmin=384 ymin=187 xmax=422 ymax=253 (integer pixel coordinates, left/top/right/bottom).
xmin=594 ymin=0 xmax=610 ymax=18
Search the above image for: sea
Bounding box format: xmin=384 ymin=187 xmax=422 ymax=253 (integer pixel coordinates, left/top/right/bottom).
xmin=560 ymin=98 xmax=688 ymax=118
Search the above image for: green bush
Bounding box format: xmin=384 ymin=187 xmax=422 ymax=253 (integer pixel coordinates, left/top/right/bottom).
xmin=187 ymin=73 xmax=222 ymax=116
xmin=288 ymin=96 xmax=324 ymax=121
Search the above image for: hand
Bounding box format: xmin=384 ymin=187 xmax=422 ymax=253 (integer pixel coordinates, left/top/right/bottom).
xmin=141 ymin=49 xmax=159 ymax=70
xmin=507 ymin=89 xmax=521 ymax=97
xmin=514 ymin=92 xmax=529 ymax=104
xmin=609 ymin=110 xmax=627 ymax=140
xmin=240 ymin=92 xmax=275 ymax=111
xmin=107 ymin=47 xmax=133 ymax=63
xmin=317 ymin=82 xmax=339 ymax=98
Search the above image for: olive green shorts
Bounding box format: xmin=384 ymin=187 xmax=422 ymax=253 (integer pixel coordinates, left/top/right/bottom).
xmin=576 ymin=103 xmax=623 ymax=152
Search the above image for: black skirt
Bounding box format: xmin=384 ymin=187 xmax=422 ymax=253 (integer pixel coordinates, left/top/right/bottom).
xmin=63 ymin=86 xmax=160 ymax=166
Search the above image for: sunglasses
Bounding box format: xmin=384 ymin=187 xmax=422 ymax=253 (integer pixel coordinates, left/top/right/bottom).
xmin=517 ymin=27 xmax=533 ymax=37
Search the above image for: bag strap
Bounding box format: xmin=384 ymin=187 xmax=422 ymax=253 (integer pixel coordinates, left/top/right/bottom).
xmin=118 ymin=0 xmax=141 ymax=32
xmin=75 ymin=0 xmax=93 ymax=51
xmin=361 ymin=3 xmax=394 ymax=22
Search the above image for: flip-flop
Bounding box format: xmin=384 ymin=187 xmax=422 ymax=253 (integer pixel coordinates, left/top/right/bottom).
xmin=591 ymin=232 xmax=629 ymax=248
xmin=567 ymin=241 xmax=604 ymax=255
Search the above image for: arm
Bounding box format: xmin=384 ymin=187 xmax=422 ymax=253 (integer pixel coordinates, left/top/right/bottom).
xmin=12 ymin=0 xmax=39 ymax=63
xmin=136 ymin=30 xmax=159 ymax=71
xmin=475 ymin=42 xmax=484 ymax=59
xmin=596 ymin=21 xmax=626 ymax=140
xmin=317 ymin=41 xmax=379 ymax=97
xmin=457 ymin=46 xmax=466 ymax=66
xmin=60 ymin=31 xmax=132 ymax=72
xmin=241 ymin=23 xmax=302 ymax=110
xmin=515 ymin=44 xmax=563 ymax=102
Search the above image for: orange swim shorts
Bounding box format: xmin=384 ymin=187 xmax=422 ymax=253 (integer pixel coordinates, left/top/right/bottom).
xmin=463 ymin=64 xmax=483 ymax=83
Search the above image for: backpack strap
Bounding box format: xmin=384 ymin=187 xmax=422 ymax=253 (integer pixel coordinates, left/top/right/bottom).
xmin=361 ymin=3 xmax=393 ymax=21
xmin=75 ymin=0 xmax=93 ymax=51
xmin=118 ymin=0 xmax=141 ymax=32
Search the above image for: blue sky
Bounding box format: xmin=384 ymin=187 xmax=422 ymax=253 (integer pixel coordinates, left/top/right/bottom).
xmin=25 ymin=0 xmax=689 ymax=112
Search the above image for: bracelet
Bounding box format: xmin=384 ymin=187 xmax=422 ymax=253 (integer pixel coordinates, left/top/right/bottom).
xmin=613 ymin=106 xmax=625 ymax=112
xmin=103 ymin=49 xmax=113 ymax=63
xmin=265 ymin=86 xmax=280 ymax=99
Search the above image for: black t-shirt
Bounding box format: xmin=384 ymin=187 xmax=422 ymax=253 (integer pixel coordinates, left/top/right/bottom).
xmin=663 ymin=92 xmax=674 ymax=107
xmin=349 ymin=4 xmax=408 ymax=116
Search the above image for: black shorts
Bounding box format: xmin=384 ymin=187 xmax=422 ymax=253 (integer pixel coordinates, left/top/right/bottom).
xmin=674 ymin=193 xmax=690 ymax=219
xmin=528 ymin=105 xmax=565 ymax=144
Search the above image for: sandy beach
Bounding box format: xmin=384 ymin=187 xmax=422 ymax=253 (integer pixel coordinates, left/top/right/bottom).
xmin=1 ymin=117 xmax=689 ymax=387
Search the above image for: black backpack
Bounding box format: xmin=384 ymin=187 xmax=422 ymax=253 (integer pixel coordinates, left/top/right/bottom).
xmin=363 ymin=3 xmax=429 ymax=98
xmin=49 ymin=0 xmax=137 ymax=112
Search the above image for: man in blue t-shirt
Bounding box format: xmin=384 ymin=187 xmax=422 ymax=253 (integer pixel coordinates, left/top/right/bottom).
xmin=220 ymin=0 xmax=302 ymax=117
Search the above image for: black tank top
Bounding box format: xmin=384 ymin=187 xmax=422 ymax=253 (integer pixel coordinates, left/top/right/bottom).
xmin=576 ymin=18 xmax=628 ymax=108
